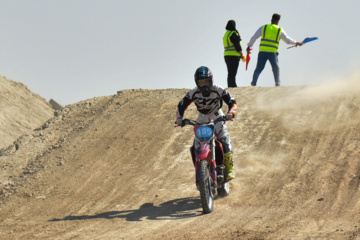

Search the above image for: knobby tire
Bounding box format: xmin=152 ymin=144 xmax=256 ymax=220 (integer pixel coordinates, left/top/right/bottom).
xmin=198 ymin=160 xmax=214 ymax=213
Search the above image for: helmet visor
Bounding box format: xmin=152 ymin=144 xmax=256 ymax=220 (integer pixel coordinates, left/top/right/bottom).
xmin=197 ymin=78 xmax=211 ymax=87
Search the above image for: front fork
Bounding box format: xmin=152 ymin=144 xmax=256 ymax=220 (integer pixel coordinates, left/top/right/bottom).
xmin=193 ymin=139 xmax=217 ymax=186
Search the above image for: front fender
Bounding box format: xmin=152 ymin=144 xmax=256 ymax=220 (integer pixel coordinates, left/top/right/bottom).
xmin=195 ymin=142 xmax=211 ymax=160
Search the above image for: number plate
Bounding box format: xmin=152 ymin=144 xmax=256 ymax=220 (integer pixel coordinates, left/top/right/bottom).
xmin=196 ymin=126 xmax=213 ymax=138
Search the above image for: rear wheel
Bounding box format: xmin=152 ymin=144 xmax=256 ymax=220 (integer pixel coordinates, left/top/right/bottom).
xmin=217 ymin=181 xmax=231 ymax=197
xmin=198 ymin=160 xmax=214 ymax=213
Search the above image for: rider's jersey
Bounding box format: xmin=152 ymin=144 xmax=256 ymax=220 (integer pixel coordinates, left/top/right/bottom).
xmin=176 ymin=84 xmax=236 ymax=119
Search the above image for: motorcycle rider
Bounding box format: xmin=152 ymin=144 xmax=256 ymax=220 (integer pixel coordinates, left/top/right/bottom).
xmin=176 ymin=66 xmax=237 ymax=180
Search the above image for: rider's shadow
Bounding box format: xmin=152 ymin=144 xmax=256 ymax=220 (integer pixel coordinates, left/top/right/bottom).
xmin=49 ymin=197 xmax=202 ymax=222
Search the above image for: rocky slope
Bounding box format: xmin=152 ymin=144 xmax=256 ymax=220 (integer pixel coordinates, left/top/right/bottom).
xmin=0 ymin=76 xmax=54 ymax=149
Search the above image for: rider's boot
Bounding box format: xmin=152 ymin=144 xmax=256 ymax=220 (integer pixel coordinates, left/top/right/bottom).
xmin=224 ymin=152 xmax=235 ymax=180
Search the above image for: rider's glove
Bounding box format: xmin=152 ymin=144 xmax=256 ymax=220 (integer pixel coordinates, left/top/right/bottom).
xmin=176 ymin=118 xmax=183 ymax=126
xmin=225 ymin=112 xmax=235 ymax=120
xmin=226 ymin=103 xmax=237 ymax=121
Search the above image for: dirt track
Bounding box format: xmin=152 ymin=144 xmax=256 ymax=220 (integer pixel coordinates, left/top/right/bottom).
xmin=1 ymin=77 xmax=360 ymax=239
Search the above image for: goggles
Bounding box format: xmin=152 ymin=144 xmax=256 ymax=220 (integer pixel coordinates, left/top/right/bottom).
xmin=197 ymin=78 xmax=211 ymax=87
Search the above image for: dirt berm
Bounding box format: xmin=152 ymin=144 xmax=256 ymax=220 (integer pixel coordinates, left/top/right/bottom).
xmin=1 ymin=77 xmax=360 ymax=239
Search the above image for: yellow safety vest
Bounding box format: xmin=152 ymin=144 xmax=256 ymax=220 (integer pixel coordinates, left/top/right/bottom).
xmin=223 ymin=30 xmax=241 ymax=56
xmin=259 ymin=24 xmax=282 ymax=52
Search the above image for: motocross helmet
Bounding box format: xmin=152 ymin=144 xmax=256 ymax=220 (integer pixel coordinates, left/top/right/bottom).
xmin=194 ymin=66 xmax=213 ymax=97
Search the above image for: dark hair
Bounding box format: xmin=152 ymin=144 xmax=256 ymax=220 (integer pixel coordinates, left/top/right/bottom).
xmin=225 ymin=20 xmax=236 ymax=31
xmin=272 ymin=13 xmax=281 ymax=21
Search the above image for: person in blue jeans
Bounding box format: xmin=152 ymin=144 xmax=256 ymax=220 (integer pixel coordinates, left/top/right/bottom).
xmin=246 ymin=13 xmax=303 ymax=87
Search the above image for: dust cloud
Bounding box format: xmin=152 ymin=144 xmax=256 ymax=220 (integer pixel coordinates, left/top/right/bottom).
xmin=253 ymin=73 xmax=360 ymax=132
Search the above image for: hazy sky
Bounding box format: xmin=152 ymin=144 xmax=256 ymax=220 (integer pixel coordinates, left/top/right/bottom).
xmin=0 ymin=0 xmax=359 ymax=106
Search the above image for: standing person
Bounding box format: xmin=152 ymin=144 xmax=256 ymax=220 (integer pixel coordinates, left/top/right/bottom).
xmin=223 ymin=20 xmax=244 ymax=88
xmin=247 ymin=13 xmax=303 ymax=87
xmin=176 ymin=66 xmax=237 ymax=180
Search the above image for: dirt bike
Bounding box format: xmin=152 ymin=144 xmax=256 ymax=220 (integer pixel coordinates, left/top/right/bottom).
xmin=178 ymin=116 xmax=231 ymax=213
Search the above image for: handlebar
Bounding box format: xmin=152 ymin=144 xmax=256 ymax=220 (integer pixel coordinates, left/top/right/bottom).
xmin=175 ymin=116 xmax=226 ymax=127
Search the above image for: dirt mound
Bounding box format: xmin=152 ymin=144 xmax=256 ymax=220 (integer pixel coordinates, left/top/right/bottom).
xmin=0 ymin=76 xmax=54 ymax=149
xmin=1 ymin=79 xmax=360 ymax=239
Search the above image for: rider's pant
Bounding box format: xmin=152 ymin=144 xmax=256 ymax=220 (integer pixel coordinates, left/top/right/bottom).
xmin=196 ymin=111 xmax=232 ymax=153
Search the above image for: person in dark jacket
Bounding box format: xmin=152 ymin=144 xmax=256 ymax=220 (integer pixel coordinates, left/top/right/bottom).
xmin=223 ymin=20 xmax=244 ymax=88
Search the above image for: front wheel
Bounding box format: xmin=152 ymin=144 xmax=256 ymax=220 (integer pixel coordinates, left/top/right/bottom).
xmin=198 ymin=160 xmax=214 ymax=213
